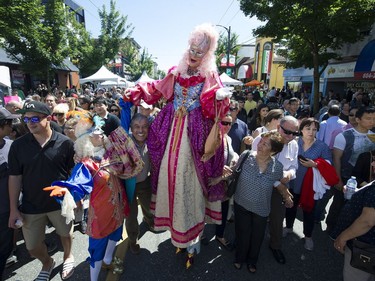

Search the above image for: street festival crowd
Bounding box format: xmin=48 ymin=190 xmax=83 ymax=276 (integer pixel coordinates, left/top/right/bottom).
xmin=1 ymin=24 xmax=375 ymax=281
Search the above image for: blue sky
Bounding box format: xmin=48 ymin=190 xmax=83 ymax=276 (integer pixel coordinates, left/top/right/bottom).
xmin=76 ymin=0 xmax=262 ymax=71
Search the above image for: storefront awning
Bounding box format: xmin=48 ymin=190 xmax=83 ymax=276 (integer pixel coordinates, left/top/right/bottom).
xmin=354 ymin=39 xmax=375 ymax=80
xmin=237 ymin=65 xmax=253 ymax=79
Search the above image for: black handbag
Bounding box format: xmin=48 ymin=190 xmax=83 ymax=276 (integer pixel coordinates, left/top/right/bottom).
xmin=350 ymin=239 xmax=375 ymax=275
xmin=226 ymin=150 xmax=250 ymax=197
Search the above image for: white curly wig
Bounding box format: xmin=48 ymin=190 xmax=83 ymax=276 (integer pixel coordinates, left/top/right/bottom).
xmin=74 ymin=118 xmax=106 ymax=159
xmin=173 ymin=23 xmax=219 ymax=78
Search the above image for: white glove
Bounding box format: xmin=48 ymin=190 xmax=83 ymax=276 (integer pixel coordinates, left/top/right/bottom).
xmin=61 ymin=192 xmax=77 ymax=224
xmin=216 ymin=88 xmax=232 ymax=100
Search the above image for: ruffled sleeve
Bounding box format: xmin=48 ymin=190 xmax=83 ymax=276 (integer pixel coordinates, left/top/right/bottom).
xmin=200 ymin=72 xmax=230 ymax=120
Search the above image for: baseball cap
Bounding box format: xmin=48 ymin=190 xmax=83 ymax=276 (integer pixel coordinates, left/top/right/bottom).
xmin=0 ymin=108 xmax=20 ymax=121
xmin=17 ymin=101 xmax=52 ymax=116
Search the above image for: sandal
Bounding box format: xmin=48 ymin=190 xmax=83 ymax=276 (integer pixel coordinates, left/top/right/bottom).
xmin=175 ymin=247 xmax=186 ymax=254
xmin=186 ymin=253 xmax=194 ymax=269
xmin=247 ymin=264 xmax=256 ymax=274
xmin=61 ymin=257 xmax=75 ymax=280
xmin=216 ymin=237 xmax=233 ymax=251
xmin=34 ymin=258 xmax=55 ymax=281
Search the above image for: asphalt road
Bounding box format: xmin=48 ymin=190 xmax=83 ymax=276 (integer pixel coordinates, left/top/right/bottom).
xmin=4 ymin=203 xmax=344 ymax=281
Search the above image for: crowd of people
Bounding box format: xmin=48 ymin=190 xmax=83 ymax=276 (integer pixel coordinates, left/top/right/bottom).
xmin=1 ymin=23 xmax=375 ymax=281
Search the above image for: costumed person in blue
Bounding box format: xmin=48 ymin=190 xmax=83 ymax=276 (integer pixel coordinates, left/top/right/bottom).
xmin=44 ymin=114 xmax=144 ymax=281
xmin=123 ymin=23 xmax=232 ymax=268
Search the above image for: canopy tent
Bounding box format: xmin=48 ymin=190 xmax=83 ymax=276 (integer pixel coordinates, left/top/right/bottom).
xmin=0 ymin=66 xmax=11 ymax=88
xmin=245 ymin=79 xmax=263 ymax=87
xmin=98 ymin=79 xmax=135 ymax=88
xmin=219 ymin=72 xmax=243 ymax=86
xmin=135 ymin=71 xmax=155 ymax=84
xmin=80 ymin=65 xmax=124 ymax=84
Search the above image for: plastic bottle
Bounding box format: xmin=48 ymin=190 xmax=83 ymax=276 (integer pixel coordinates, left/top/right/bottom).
xmin=345 ymin=176 xmax=357 ymax=200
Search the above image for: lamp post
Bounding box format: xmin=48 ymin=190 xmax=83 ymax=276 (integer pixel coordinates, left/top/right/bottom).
xmin=216 ymin=25 xmax=231 ymax=76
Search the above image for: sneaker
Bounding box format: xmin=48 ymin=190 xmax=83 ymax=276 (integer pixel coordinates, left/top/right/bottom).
xmin=282 ymin=227 xmax=293 ymax=237
xmin=304 ymin=237 xmax=314 ymax=251
xmin=5 ymin=254 xmax=17 ymax=268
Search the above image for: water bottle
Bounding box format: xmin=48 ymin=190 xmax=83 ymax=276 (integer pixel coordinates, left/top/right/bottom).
xmin=345 ymin=176 xmax=357 ymax=200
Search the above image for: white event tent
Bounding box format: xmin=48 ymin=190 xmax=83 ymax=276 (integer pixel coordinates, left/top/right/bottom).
xmin=219 ymin=72 xmax=243 ymax=86
xmin=80 ymin=65 xmax=128 ymax=85
xmin=135 ymin=71 xmax=155 ymax=84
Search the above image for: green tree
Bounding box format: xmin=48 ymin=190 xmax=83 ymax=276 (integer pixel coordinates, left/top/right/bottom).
xmin=0 ymin=0 xmax=90 ymax=88
xmin=125 ymin=48 xmax=155 ymax=81
xmin=216 ymin=31 xmax=240 ymax=75
xmin=78 ymin=0 xmax=134 ymax=77
xmin=239 ymin=0 xmax=374 ymax=113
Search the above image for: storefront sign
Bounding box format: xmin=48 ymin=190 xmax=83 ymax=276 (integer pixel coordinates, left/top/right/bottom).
xmin=346 ymin=81 xmax=375 ymax=93
xmin=326 ymin=62 xmax=355 ymax=78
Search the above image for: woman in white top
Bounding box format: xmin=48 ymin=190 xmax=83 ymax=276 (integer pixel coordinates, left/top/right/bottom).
xmin=252 ymin=109 xmax=284 ymax=138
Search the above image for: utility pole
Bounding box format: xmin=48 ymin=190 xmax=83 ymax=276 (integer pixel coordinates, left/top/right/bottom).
xmin=216 ymin=25 xmax=231 ymax=76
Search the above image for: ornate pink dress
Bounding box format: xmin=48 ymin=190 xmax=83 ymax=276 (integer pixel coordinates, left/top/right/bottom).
xmin=125 ymin=70 xmax=229 ymax=248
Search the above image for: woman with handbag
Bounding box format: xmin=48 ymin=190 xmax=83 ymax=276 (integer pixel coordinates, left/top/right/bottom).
xmin=208 ymin=113 xmax=238 ymax=250
xmin=332 ymin=181 xmax=375 ymax=281
xmin=231 ymin=131 xmax=293 ymax=273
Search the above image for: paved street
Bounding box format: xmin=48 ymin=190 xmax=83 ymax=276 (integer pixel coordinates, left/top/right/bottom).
xmin=4 ymin=203 xmax=344 ymax=281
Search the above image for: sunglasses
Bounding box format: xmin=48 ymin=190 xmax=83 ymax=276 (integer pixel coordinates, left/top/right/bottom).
xmin=280 ymin=125 xmax=299 ymax=136
xmin=53 ymin=113 xmax=64 ymax=117
xmin=349 ymin=114 xmax=355 ymax=117
xmin=110 ymin=109 xmax=119 ymax=112
xmin=23 ymin=116 xmax=45 ymax=124
xmin=221 ymin=121 xmax=232 ymax=126
xmin=189 ymin=49 xmax=205 ymax=58
xmin=229 ymin=107 xmax=238 ymax=112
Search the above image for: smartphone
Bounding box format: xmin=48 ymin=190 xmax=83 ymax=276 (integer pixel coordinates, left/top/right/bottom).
xmin=298 ymin=155 xmax=308 ymax=161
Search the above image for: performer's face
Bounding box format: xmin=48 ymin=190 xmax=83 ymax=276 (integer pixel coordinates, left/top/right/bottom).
xmin=90 ymin=133 xmax=104 ymax=147
xmin=131 ymin=118 xmax=149 ymax=145
xmin=188 ymin=44 xmax=208 ymax=70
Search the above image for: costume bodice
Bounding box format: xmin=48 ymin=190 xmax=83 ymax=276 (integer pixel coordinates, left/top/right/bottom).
xmin=173 ymin=75 xmax=205 ymax=113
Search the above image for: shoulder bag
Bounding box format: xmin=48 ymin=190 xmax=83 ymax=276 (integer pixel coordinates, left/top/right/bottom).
xmin=350 ymin=239 xmax=375 ymax=275
xmin=226 ymin=150 xmax=250 ymax=197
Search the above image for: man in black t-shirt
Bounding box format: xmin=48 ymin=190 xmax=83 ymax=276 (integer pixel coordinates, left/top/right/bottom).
xmin=8 ymin=101 xmax=75 ymax=280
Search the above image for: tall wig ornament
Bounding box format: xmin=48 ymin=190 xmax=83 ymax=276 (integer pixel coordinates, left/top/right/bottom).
xmin=173 ymin=23 xmax=219 ymax=78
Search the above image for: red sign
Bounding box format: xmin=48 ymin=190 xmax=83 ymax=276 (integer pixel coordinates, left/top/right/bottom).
xmin=354 ymin=71 xmax=375 ymax=80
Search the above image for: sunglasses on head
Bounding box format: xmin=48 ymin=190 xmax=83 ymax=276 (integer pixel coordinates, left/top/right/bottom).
xmin=229 ymin=107 xmax=238 ymax=112
xmin=23 ymin=116 xmax=44 ymax=124
xmin=280 ymin=125 xmax=299 ymax=136
xmin=221 ymin=121 xmax=232 ymax=126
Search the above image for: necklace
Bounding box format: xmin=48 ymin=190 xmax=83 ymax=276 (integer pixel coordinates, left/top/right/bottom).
xmin=187 ymin=67 xmax=198 ymax=76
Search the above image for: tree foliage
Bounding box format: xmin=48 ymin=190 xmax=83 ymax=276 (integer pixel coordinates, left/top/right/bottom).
xmin=0 ymin=0 xmax=90 ymax=88
xmin=79 ymin=0 xmax=134 ymax=77
xmin=123 ymin=45 xmax=156 ymax=81
xmin=239 ymin=0 xmax=374 ymax=113
xmin=216 ymin=31 xmax=240 ymax=73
